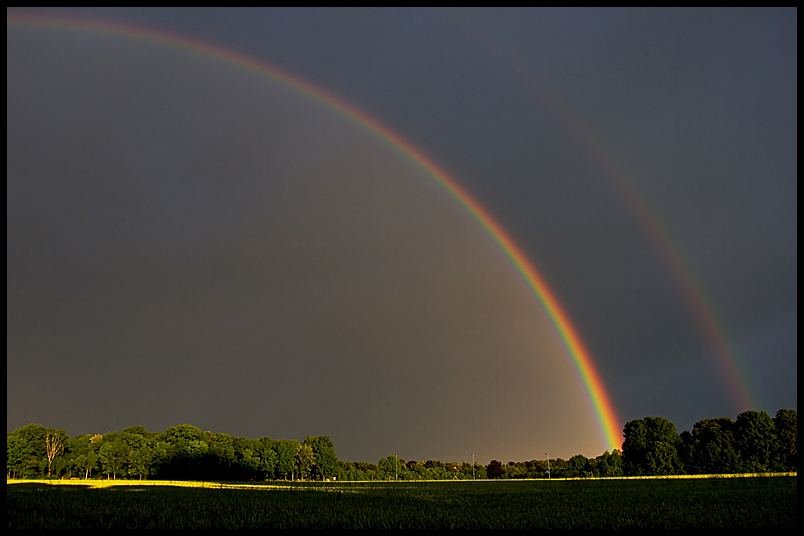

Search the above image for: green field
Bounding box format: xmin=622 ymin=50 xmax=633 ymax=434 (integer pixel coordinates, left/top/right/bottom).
xmin=7 ymin=476 xmax=797 ymax=529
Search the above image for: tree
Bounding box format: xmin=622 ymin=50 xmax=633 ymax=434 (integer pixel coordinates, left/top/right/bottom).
xmin=295 ymin=443 xmax=315 ymax=480
xmin=98 ymin=435 xmax=127 ymax=479
xmin=255 ymin=438 xmax=278 ymax=480
xmin=120 ymin=427 xmax=153 ymax=480
xmin=161 ymin=424 xmax=205 ymax=455
xmin=156 ymin=425 xmax=209 ymax=480
xmin=87 ymin=434 xmax=104 ymax=479
xmin=622 ymin=419 xmax=649 ymax=475
xmin=304 ymin=436 xmax=337 ymax=480
xmin=62 ymin=435 xmax=94 ymax=479
xmin=275 ymin=440 xmax=299 ymax=480
xmin=687 ymin=418 xmax=739 ymax=474
xmin=378 ymin=455 xmax=401 ymax=480
xmin=486 ymin=460 xmax=504 ymax=479
xmin=566 ymin=454 xmax=589 ymax=477
xmin=593 ymin=450 xmax=623 ymax=477
xmin=678 ymin=431 xmax=695 ymax=470
xmin=734 ymin=411 xmax=774 ymax=472
xmin=150 ymin=439 xmax=170 ymax=478
xmin=7 ymin=424 xmax=48 ymax=478
xmin=44 ymin=429 xmax=67 ymax=478
xmin=121 ymin=425 xmax=150 ymax=436
xmin=623 ymin=417 xmax=683 ymax=475
xmin=207 ymin=432 xmax=236 ymax=465
xmin=772 ymin=409 xmax=797 ymax=471
xmin=127 ymin=440 xmax=153 ymax=480
xmin=203 ymin=432 xmax=236 ymax=480
xmin=233 ymin=437 xmax=261 ymax=480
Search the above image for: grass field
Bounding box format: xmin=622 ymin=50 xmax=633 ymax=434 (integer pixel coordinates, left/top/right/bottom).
xmin=7 ymin=476 xmax=797 ymax=529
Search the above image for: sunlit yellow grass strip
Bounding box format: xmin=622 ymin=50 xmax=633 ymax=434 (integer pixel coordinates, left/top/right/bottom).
xmin=6 ymin=473 xmax=796 ymax=489
xmin=528 ymin=472 xmax=797 ymax=481
xmin=5 ymin=479 xmax=289 ymax=490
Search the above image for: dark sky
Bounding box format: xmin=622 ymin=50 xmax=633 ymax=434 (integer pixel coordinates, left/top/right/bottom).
xmin=7 ymin=7 xmax=796 ymax=463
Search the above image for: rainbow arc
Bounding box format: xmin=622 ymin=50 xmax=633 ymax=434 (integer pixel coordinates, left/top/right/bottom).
xmin=8 ymin=12 xmax=624 ymax=451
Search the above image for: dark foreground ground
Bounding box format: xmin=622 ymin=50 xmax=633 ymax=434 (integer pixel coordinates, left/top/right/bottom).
xmin=6 ymin=476 xmax=797 ymax=529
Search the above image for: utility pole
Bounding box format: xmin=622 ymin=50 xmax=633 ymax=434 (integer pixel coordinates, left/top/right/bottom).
xmin=395 ymin=454 xmax=398 ymax=481
xmin=546 ymin=452 xmax=550 ymax=479
xmin=472 ymin=453 xmax=475 ymax=480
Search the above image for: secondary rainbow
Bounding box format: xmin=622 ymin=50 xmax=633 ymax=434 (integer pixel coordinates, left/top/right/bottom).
xmin=8 ymin=12 xmax=624 ymax=451
xmin=449 ymin=15 xmax=755 ymax=412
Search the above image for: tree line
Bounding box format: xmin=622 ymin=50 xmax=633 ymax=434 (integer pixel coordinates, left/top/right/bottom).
xmin=621 ymin=409 xmax=797 ymax=476
xmin=6 ymin=408 xmax=796 ymax=481
xmin=6 ymin=424 xmax=338 ymax=482
xmin=486 ymin=408 xmax=797 ymax=479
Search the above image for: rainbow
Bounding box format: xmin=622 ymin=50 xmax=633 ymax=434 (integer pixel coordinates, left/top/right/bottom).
xmin=7 ymin=12 xmax=624 ymax=451
xmin=448 ymin=14 xmax=755 ymax=412
xmin=567 ymin=122 xmax=755 ymax=412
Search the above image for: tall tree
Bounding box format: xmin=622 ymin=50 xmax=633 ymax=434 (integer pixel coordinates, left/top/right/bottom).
xmin=275 ymin=440 xmax=299 ymax=480
xmin=128 ymin=447 xmax=152 ymax=480
xmin=295 ymin=443 xmax=315 ymax=480
xmin=120 ymin=430 xmax=153 ymax=480
xmin=304 ymin=436 xmax=338 ymax=480
xmin=62 ymin=435 xmax=93 ymax=479
xmin=98 ymin=434 xmax=127 ymax=479
xmin=234 ymin=437 xmax=261 ymax=480
xmin=44 ymin=429 xmax=67 ymax=478
xmin=255 ymin=437 xmax=278 ymax=480
xmin=622 ymin=419 xmax=649 ymax=475
xmin=87 ymin=434 xmax=104 ymax=479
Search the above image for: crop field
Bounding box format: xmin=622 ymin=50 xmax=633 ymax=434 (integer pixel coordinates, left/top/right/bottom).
xmin=6 ymin=476 xmax=797 ymax=529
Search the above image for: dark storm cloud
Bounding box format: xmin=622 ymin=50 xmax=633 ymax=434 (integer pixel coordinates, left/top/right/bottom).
xmin=7 ymin=24 xmax=599 ymax=462
xmin=7 ymin=7 xmax=796 ymax=460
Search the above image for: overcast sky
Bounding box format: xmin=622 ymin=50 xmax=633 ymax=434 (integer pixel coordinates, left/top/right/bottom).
xmin=7 ymin=7 xmax=796 ymax=463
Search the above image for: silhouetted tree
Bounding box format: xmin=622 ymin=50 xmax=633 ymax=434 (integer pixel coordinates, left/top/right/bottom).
xmin=686 ymin=418 xmax=739 ymax=474
xmin=592 ymin=450 xmax=623 ymax=477
xmin=734 ymin=410 xmax=774 ymax=472
xmin=206 ymin=432 xmax=237 ymax=480
xmin=772 ymin=409 xmax=797 ymax=471
xmin=566 ymin=454 xmax=589 ymax=477
xmin=233 ymin=437 xmax=261 ymax=480
xmin=486 ymin=459 xmax=504 ymax=479
xmin=623 ymin=416 xmax=683 ymax=475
